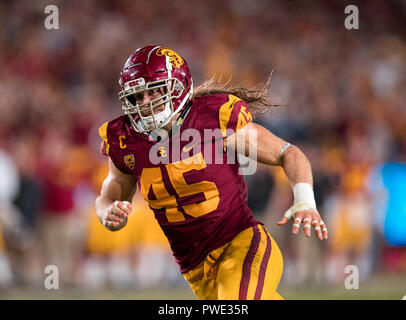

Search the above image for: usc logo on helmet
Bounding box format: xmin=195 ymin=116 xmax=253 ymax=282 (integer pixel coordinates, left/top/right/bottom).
xmin=156 ymin=47 xmax=184 ymax=69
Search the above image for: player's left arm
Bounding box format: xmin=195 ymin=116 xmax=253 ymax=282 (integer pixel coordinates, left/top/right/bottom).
xmin=225 ymin=121 xmax=328 ymax=240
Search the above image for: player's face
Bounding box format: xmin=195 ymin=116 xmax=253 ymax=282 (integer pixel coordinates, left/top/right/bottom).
xmin=132 ymin=88 xmax=165 ymax=117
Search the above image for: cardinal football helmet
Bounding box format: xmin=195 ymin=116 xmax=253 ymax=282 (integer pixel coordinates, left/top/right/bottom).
xmin=118 ymin=45 xmax=193 ymax=134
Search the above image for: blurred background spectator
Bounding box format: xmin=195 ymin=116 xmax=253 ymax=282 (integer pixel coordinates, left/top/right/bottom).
xmin=0 ymin=0 xmax=405 ymax=297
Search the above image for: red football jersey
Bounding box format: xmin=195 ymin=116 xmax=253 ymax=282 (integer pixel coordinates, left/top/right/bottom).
xmin=99 ymin=94 xmax=261 ymax=272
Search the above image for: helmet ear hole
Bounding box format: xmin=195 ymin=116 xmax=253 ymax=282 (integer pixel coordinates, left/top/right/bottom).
xmin=174 ymin=80 xmax=184 ymax=92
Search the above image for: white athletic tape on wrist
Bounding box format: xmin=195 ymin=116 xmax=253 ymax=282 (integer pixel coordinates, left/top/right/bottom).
xmin=284 ymin=183 xmax=318 ymax=220
xmin=293 ymin=183 xmax=317 ymax=208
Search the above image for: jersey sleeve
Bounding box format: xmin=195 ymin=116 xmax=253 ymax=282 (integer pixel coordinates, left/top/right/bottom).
xmin=199 ymin=94 xmax=253 ymax=139
xmin=218 ymin=94 xmax=253 ymax=138
xmin=98 ymin=121 xmax=132 ymax=175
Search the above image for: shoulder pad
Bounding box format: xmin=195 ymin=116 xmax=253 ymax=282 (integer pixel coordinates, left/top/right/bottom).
xmin=98 ymin=115 xmax=131 ymax=156
xmin=194 ymin=94 xmax=252 ymax=138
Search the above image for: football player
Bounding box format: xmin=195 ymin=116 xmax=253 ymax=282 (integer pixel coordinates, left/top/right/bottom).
xmin=95 ymin=45 xmax=328 ymax=300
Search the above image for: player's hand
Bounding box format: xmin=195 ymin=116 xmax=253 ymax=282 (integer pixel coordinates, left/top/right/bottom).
xmin=277 ymin=203 xmax=328 ymax=240
xmin=102 ymin=200 xmax=132 ymax=231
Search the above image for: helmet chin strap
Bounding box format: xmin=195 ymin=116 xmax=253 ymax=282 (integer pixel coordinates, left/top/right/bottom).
xmin=134 ymin=88 xmax=191 ymax=134
xmin=158 ymin=85 xmax=192 ymax=129
xmin=138 ymin=102 xmax=172 ymax=132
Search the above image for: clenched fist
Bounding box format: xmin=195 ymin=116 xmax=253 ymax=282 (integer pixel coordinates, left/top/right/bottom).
xmin=102 ymin=200 xmax=132 ymax=231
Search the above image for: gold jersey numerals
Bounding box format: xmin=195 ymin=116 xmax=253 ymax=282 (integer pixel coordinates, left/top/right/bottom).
xmin=140 ymin=153 xmax=220 ymax=222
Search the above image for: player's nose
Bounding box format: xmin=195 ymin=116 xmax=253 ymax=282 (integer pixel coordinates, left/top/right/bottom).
xmin=142 ymin=92 xmax=153 ymax=104
xmin=135 ymin=92 xmax=151 ymax=105
xmin=142 ymin=96 xmax=149 ymax=104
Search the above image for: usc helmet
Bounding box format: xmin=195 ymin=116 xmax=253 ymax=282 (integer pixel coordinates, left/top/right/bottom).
xmin=118 ymin=45 xmax=193 ymax=134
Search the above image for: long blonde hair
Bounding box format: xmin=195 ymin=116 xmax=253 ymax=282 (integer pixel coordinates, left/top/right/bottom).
xmin=192 ymin=71 xmax=281 ymax=115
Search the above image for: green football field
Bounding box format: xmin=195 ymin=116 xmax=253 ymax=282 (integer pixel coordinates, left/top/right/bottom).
xmin=0 ymin=272 xmax=404 ymax=300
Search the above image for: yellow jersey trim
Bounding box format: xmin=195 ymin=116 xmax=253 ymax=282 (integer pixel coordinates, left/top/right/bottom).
xmin=98 ymin=121 xmax=110 ymax=156
xmin=219 ymin=95 xmax=241 ymax=139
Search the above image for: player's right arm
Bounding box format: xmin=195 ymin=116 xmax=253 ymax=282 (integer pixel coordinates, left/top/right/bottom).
xmin=95 ymin=158 xmax=137 ymax=231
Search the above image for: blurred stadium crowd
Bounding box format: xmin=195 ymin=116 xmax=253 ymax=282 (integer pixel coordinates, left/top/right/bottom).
xmin=0 ymin=0 xmax=405 ymax=292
